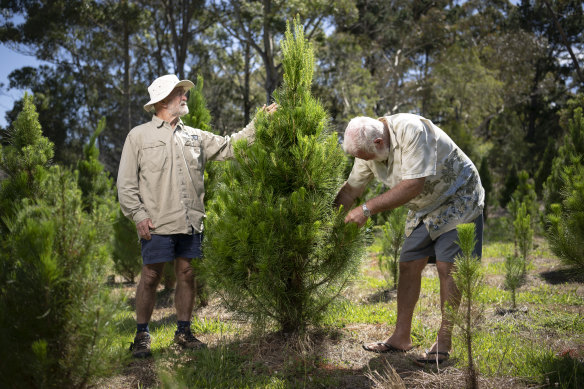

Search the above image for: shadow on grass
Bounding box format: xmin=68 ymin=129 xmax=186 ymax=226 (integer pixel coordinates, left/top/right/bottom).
xmin=367 ymin=288 xmax=397 ymax=303
xmin=150 ymin=328 xmax=440 ymax=389
xmin=529 ymin=353 xmax=584 ymax=389
xmin=540 ymin=268 xmax=584 ymax=285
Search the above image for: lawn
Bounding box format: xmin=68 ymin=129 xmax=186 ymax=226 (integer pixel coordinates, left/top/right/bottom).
xmin=96 ymin=216 xmax=584 ymax=388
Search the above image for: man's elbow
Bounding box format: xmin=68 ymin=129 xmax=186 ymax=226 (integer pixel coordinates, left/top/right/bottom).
xmin=410 ymin=177 xmax=425 ymax=197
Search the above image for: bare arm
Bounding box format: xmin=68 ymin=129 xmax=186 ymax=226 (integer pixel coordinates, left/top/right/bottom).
xmin=345 ymin=177 xmax=425 ymax=227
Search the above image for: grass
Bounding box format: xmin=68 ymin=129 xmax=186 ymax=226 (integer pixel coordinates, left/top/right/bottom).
xmin=95 ymin=214 xmax=584 ymax=388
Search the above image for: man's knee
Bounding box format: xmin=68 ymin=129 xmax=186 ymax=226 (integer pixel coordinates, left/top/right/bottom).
xmin=399 ymin=257 xmax=427 ymax=275
xmin=175 ymin=258 xmax=194 ymax=281
xmin=436 ymin=261 xmax=454 ymax=279
xmin=141 ymin=264 xmax=164 ymax=287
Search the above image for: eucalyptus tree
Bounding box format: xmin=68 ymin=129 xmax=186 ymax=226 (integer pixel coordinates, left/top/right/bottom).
xmin=210 ymin=0 xmax=348 ymax=104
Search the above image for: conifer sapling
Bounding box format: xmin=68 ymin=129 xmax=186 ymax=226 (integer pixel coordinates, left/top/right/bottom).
xmin=204 ymin=19 xmax=364 ymax=333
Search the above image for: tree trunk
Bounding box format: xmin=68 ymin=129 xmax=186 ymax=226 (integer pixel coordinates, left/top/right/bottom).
xmin=123 ymin=13 xmax=131 ymax=134
xmin=243 ymin=41 xmax=251 ymax=124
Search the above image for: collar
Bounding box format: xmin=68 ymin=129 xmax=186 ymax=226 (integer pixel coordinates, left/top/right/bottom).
xmin=378 ymin=116 xmax=397 ymax=150
xmin=152 ymin=115 xmax=184 ymax=130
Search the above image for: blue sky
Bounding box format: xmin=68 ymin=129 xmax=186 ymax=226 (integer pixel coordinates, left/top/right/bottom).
xmin=0 ymin=43 xmax=44 ymax=128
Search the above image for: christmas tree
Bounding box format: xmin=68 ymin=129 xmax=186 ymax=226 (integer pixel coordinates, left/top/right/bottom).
xmin=0 ymin=95 xmax=119 ymax=387
xmin=204 ymin=19 xmax=364 ymax=333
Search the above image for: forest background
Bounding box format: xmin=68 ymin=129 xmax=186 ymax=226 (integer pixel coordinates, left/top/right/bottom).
xmin=1 ymin=0 xmax=583 ymax=195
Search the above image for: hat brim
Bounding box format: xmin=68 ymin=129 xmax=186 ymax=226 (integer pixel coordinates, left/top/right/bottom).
xmin=143 ymin=79 xmax=195 ymax=112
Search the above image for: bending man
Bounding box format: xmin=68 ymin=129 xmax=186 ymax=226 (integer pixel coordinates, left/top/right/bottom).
xmin=335 ymin=114 xmax=484 ymax=364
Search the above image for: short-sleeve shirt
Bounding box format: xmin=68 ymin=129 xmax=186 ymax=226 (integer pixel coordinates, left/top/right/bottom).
xmin=346 ymin=113 xmax=484 ymax=239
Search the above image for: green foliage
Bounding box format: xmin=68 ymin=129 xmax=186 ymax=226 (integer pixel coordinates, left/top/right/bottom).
xmin=513 ymin=202 xmax=533 ymax=274
xmin=77 ymin=117 xmax=115 ymax=213
xmin=378 ymin=206 xmax=407 ymax=289
xmin=449 ymin=223 xmax=484 ymax=389
xmin=543 ymin=105 xmax=584 ymax=215
xmin=508 ymin=170 xmax=537 ymax=220
xmin=204 ymin=19 xmax=365 ymax=333
xmin=504 ymin=254 xmax=524 ymax=309
xmin=112 ymin=208 xmax=142 ymax=283
xmin=546 ymin=164 xmax=584 ymax=275
xmin=431 ymin=44 xmax=503 ymax=161
xmin=0 ymin=99 xmax=120 ymax=388
xmin=500 ymin=166 xmax=518 ymax=209
xmin=0 ymin=93 xmax=53 ymax=232
xmin=0 ymin=165 xmax=120 ymax=388
xmin=182 ymin=75 xmax=212 ymax=132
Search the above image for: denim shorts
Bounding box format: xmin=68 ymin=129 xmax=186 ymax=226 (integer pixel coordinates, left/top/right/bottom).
xmin=400 ymin=215 xmax=483 ymax=263
xmin=140 ymin=233 xmax=203 ymax=264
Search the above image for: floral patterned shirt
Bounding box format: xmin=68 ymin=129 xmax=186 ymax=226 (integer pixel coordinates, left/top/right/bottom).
xmin=346 ymin=113 xmax=484 ymax=239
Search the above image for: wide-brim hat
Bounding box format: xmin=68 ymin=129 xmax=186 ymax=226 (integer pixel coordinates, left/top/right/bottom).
xmin=144 ymin=74 xmax=195 ymax=112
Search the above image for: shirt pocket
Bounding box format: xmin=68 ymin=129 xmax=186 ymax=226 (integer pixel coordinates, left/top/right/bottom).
xmin=141 ymin=141 xmax=167 ymax=172
xmin=184 ymin=140 xmax=203 ymax=170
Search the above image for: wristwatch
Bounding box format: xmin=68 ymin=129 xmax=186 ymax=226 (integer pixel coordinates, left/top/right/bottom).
xmin=362 ymin=203 xmax=371 ymax=218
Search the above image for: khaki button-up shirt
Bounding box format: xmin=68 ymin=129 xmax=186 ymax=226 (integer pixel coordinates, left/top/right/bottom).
xmin=117 ymin=115 xmax=255 ymax=235
xmin=347 ymin=113 xmax=484 ymax=239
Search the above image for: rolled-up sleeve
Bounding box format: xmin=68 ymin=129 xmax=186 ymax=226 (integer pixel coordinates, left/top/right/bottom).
xmin=117 ymin=135 xmax=150 ymax=224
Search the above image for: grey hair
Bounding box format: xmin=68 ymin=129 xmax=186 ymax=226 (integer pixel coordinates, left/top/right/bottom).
xmin=343 ymin=116 xmax=384 ymax=155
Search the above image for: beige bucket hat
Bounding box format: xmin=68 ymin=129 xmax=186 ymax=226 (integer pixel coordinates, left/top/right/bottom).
xmin=143 ymin=74 xmax=195 ymax=112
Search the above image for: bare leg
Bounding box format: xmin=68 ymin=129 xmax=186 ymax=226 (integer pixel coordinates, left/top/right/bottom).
xmin=136 ymin=263 xmax=165 ymax=324
xmin=429 ymin=260 xmax=461 ymax=353
xmin=365 ymin=257 xmax=427 ymax=351
xmin=174 ymin=257 xmax=195 ymax=322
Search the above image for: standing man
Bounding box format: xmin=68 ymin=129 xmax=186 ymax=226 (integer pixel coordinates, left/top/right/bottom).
xmin=118 ymin=74 xmax=276 ymax=358
xmin=335 ymin=114 xmax=484 ymax=364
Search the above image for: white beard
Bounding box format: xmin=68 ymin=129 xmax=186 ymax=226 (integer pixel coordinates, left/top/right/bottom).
xmin=170 ymin=100 xmax=189 ymax=117
xmin=178 ymin=103 xmax=189 ymax=117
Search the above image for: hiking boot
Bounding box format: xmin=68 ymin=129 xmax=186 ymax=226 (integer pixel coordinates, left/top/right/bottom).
xmin=130 ymin=331 xmax=152 ymax=358
xmin=174 ymin=330 xmax=207 ymax=350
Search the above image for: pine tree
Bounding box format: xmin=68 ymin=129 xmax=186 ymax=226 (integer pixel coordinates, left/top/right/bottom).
xmin=77 ymin=117 xmax=116 ymax=213
xmin=513 ymin=202 xmax=533 ymax=275
xmin=508 ymin=170 xmax=537 ymax=221
xmin=544 ymin=104 xmax=584 ymax=275
xmin=0 ymin=98 xmax=120 ymax=388
xmin=182 ymin=74 xmax=212 ymax=132
xmin=448 ymin=223 xmax=483 ymax=389
xmin=0 ymin=93 xmax=53 ymax=232
xmin=546 ymin=164 xmax=584 ymax=275
xmin=504 ymin=254 xmax=523 ymax=309
xmin=203 ymin=19 xmax=364 ymax=333
xmin=543 ymin=105 xmax=584 ymax=214
xmin=379 ymin=206 xmax=407 ymax=289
